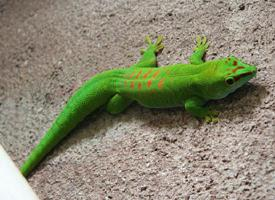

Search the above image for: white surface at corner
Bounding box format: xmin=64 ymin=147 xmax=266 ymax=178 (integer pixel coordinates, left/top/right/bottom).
xmin=0 ymin=145 xmax=39 ymax=200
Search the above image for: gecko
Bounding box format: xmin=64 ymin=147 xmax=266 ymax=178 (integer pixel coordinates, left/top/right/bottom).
xmin=20 ymin=36 xmax=257 ymax=177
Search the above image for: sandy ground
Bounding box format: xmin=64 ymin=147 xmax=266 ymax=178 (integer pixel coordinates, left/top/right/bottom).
xmin=1 ymin=0 xmax=275 ymax=199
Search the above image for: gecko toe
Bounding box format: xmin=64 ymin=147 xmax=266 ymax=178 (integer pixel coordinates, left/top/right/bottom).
xmin=145 ymin=35 xmax=152 ymax=45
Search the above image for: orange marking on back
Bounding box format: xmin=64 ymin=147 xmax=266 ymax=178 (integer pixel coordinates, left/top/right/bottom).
xmin=232 ymin=66 xmax=245 ymax=73
xmin=143 ymin=69 xmax=152 ymax=79
xmin=233 ymin=61 xmax=238 ymax=66
xmin=152 ymin=70 xmax=160 ymax=78
xmin=138 ymin=82 xmax=142 ymax=90
xmin=158 ymin=78 xmax=165 ymax=89
xmin=124 ymin=80 xmax=128 ymax=87
xmin=135 ymin=70 xmax=142 ymax=79
xmin=129 ymin=71 xmax=136 ymax=79
xmin=147 ymin=80 xmax=152 ymax=88
xmin=130 ymin=81 xmax=135 ymax=89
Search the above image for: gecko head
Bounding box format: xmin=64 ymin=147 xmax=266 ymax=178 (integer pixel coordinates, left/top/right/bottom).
xmin=208 ymin=56 xmax=257 ymax=99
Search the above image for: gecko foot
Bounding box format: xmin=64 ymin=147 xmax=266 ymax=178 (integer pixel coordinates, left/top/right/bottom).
xmin=204 ymin=110 xmax=219 ymax=123
xmin=194 ymin=35 xmax=209 ymax=52
xmin=140 ymin=35 xmax=164 ymax=55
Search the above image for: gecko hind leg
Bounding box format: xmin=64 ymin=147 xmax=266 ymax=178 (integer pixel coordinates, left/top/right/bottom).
xmin=132 ymin=35 xmax=164 ymax=68
xmin=106 ymin=94 xmax=133 ymax=114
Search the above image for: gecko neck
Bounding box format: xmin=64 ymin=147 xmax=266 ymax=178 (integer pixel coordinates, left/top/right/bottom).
xmin=191 ymin=60 xmax=222 ymax=101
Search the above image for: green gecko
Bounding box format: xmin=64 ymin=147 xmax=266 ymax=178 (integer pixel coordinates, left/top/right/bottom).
xmin=20 ymin=36 xmax=257 ymax=177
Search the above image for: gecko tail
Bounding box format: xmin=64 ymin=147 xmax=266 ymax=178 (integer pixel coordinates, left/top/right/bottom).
xmin=20 ymin=77 xmax=116 ymax=177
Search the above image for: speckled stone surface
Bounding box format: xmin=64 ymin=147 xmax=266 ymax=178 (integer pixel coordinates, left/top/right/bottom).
xmin=0 ymin=0 xmax=274 ymax=199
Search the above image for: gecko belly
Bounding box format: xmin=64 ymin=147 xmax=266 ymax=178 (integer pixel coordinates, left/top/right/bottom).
xmin=120 ymin=89 xmax=183 ymax=108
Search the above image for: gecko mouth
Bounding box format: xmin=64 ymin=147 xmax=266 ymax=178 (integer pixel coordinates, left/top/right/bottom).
xmin=234 ymin=71 xmax=256 ymax=81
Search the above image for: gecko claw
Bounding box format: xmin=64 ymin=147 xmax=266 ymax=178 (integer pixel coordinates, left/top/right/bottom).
xmin=204 ymin=115 xmax=219 ymax=123
xmin=145 ymin=35 xmax=152 ymax=45
xmin=196 ymin=35 xmax=201 ymax=45
xmin=156 ymin=43 xmax=164 ymax=53
xmin=156 ymin=35 xmax=163 ymax=45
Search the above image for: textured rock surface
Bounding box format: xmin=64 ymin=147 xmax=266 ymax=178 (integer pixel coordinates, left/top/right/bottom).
xmin=0 ymin=0 xmax=275 ymax=199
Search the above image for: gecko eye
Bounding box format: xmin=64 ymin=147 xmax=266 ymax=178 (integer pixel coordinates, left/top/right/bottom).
xmin=225 ymin=77 xmax=234 ymax=85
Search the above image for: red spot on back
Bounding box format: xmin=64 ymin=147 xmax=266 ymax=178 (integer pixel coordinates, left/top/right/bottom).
xmin=232 ymin=66 xmax=245 ymax=73
xmin=152 ymin=70 xmax=160 ymax=78
xmin=147 ymin=80 xmax=152 ymax=88
xmin=158 ymin=78 xmax=165 ymax=89
xmin=138 ymin=82 xmax=142 ymax=90
xmin=130 ymin=81 xmax=135 ymax=89
xmin=143 ymin=69 xmax=152 ymax=79
xmin=233 ymin=61 xmax=238 ymax=66
xmin=135 ymin=70 xmax=142 ymax=79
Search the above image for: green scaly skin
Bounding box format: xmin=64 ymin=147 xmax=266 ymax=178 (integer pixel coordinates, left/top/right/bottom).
xmin=20 ymin=36 xmax=257 ymax=177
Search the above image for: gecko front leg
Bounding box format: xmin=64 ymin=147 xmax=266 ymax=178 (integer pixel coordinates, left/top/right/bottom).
xmin=188 ymin=36 xmax=209 ymax=65
xmin=184 ymin=97 xmax=219 ymax=123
